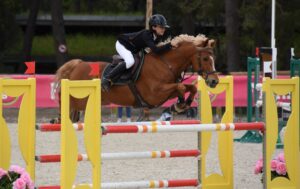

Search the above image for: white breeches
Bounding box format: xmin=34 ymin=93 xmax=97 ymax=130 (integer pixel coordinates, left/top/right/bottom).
xmin=116 ymin=41 xmax=135 ymax=69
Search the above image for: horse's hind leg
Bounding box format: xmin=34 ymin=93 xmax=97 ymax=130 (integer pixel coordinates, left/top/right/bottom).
xmin=50 ymin=91 xmax=61 ymax=124
xmin=49 ymin=100 xmax=81 ymax=124
xmin=69 ymin=97 xmax=88 ymax=123
xmin=137 ymin=108 xmax=151 ymax=121
xmin=70 ymin=110 xmax=81 ymax=123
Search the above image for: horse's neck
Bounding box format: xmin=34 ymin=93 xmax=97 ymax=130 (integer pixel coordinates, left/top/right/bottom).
xmin=167 ymin=44 xmax=196 ymax=73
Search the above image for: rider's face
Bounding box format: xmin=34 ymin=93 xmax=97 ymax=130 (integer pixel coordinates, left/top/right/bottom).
xmin=152 ymin=25 xmax=166 ymax=36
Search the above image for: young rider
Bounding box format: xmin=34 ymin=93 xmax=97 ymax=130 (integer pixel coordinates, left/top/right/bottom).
xmin=102 ymin=14 xmax=173 ymax=91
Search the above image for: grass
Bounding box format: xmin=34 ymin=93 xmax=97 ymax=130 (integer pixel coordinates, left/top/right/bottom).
xmin=3 ymin=34 xmax=117 ymax=56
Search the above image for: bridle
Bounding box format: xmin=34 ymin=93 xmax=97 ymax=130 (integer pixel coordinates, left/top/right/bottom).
xmin=196 ymin=49 xmax=217 ymax=80
xmin=158 ymin=45 xmax=216 ymax=81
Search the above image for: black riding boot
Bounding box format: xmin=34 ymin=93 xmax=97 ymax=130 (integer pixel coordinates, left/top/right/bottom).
xmin=102 ymin=62 xmax=127 ymax=91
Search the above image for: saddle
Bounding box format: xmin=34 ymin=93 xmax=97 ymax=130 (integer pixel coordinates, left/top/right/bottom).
xmin=102 ymin=52 xmax=145 ymax=85
xmin=102 ymin=52 xmax=154 ymax=108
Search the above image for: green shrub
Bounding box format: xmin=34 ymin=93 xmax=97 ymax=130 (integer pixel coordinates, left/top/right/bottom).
xmin=31 ymin=34 xmax=116 ymax=56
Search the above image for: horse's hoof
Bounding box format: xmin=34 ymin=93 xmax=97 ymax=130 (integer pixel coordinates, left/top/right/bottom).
xmin=157 ymin=112 xmax=172 ymax=121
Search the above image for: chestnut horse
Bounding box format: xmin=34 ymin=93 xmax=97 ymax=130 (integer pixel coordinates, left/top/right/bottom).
xmin=53 ymin=34 xmax=219 ymax=122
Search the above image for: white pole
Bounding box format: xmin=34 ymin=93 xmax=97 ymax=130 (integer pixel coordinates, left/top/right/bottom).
xmin=271 ymin=0 xmax=277 ymax=78
xmin=291 ymin=48 xmax=295 ymax=57
xmin=145 ymin=0 xmax=153 ymax=29
xmin=271 ymin=0 xmax=275 ymax=48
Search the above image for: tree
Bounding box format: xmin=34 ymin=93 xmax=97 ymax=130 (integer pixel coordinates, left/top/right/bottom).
xmin=276 ymin=0 xmax=300 ymax=69
xmin=0 ymin=0 xmax=21 ymax=68
xmin=51 ymin=0 xmax=68 ymax=68
xmin=239 ymin=0 xmax=300 ymax=70
xmin=178 ymin=1 xmax=203 ymax=35
xmin=18 ymin=0 xmax=40 ymax=73
xmin=225 ymin=0 xmax=240 ymax=71
xmin=154 ymin=0 xmax=202 ymax=35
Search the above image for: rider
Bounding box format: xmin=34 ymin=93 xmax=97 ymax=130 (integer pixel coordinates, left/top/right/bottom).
xmin=102 ymin=14 xmax=173 ymax=91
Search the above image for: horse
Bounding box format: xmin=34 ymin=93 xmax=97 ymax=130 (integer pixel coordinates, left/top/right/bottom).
xmin=52 ymin=34 xmax=219 ymax=122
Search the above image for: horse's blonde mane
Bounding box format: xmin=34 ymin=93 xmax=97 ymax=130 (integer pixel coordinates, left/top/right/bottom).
xmin=157 ymin=34 xmax=208 ymax=48
xmin=171 ymin=34 xmax=208 ymax=47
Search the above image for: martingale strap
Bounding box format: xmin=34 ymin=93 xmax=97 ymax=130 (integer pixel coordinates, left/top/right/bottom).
xmin=128 ymin=83 xmax=156 ymax=109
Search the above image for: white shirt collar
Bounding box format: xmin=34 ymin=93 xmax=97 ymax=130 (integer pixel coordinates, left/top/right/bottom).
xmin=153 ymin=33 xmax=157 ymax=40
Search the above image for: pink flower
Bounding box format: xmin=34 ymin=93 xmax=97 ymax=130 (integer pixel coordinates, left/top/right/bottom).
xmin=27 ymin=180 xmax=35 ymax=189
xmin=277 ymin=153 xmax=285 ymax=162
xmin=254 ymin=164 xmax=263 ymax=174
xmin=256 ymin=158 xmax=263 ymax=166
xmin=12 ymin=178 xmax=26 ymax=189
xmin=20 ymin=172 xmax=33 ymax=186
xmin=9 ymin=165 xmax=25 ymax=175
xmin=254 ymin=159 xmax=263 ymax=174
xmin=276 ymin=162 xmax=287 ymax=175
xmin=0 ymin=168 xmax=8 ymax=179
xmin=270 ymin=159 xmax=278 ymax=171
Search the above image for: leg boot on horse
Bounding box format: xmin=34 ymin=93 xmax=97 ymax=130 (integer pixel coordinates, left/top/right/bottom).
xmin=102 ymin=62 xmax=127 ymax=91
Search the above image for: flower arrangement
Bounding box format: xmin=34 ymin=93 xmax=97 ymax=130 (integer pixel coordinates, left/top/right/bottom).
xmin=254 ymin=152 xmax=289 ymax=181
xmin=0 ymin=165 xmax=34 ymax=189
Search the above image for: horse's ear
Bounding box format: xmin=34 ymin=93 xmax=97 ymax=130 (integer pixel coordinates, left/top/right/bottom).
xmin=208 ymin=39 xmax=216 ymax=48
xmin=203 ymin=39 xmax=209 ymax=47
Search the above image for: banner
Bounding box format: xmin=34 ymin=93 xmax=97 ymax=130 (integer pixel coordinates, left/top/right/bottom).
xmin=1 ymin=74 xmax=288 ymax=108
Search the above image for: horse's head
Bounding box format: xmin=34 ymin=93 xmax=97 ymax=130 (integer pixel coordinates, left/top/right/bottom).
xmin=192 ymin=38 xmax=219 ymax=88
xmin=170 ymin=34 xmax=219 ymax=88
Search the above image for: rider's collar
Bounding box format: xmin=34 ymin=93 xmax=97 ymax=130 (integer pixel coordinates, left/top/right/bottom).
xmin=153 ymin=33 xmax=157 ymax=40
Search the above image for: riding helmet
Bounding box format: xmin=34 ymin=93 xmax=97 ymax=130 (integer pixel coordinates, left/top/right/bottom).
xmin=149 ymin=14 xmax=170 ymax=28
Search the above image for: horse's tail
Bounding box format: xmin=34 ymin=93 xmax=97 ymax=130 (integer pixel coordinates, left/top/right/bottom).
xmin=54 ymin=59 xmax=83 ymax=82
xmin=52 ymin=59 xmax=83 ymax=96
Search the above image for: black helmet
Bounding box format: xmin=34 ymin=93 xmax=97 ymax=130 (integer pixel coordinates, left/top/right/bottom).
xmin=149 ymin=14 xmax=170 ymax=28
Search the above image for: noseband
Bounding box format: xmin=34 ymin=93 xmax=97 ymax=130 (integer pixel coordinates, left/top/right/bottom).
xmin=198 ymin=70 xmax=217 ymax=80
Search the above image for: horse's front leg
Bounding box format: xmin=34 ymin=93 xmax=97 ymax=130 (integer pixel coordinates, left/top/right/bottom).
xmin=158 ymin=83 xmax=197 ymax=121
xmin=171 ymin=83 xmax=197 ymax=113
xmin=160 ymin=83 xmax=186 ymax=112
xmin=182 ymin=84 xmax=197 ymax=106
xmin=157 ymin=83 xmax=185 ymax=121
xmin=160 ymin=83 xmax=196 ymax=108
